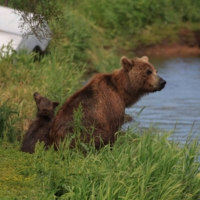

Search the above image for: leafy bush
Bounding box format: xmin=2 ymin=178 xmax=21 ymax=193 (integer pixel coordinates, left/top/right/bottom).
xmin=0 ymin=102 xmax=20 ymax=142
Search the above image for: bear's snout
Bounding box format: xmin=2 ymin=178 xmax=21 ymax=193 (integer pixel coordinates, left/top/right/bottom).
xmin=158 ymin=77 xmax=166 ymax=90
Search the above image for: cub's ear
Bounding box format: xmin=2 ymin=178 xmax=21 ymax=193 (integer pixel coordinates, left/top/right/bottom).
xmin=140 ymin=56 xmax=149 ymax=62
xmin=53 ymin=101 xmax=60 ymax=108
xmin=121 ymin=56 xmax=134 ymax=72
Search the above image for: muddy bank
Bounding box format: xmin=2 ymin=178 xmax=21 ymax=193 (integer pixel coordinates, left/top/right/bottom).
xmin=134 ymin=29 xmax=200 ymax=57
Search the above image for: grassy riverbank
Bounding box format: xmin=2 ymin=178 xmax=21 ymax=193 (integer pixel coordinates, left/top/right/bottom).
xmin=0 ymin=0 xmax=200 ymax=199
xmin=1 ymin=130 xmax=200 ymax=199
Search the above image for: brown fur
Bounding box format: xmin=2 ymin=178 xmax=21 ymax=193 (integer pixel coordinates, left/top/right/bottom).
xmin=50 ymin=56 xmax=166 ymax=149
xmin=21 ymin=92 xmax=59 ymax=153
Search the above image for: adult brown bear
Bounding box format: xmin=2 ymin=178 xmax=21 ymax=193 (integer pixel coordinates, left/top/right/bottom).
xmin=50 ymin=56 xmax=166 ymax=149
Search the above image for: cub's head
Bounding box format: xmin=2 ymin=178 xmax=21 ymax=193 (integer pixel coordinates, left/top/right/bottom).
xmin=121 ymin=56 xmax=166 ymax=94
xmin=33 ymin=92 xmax=60 ymax=119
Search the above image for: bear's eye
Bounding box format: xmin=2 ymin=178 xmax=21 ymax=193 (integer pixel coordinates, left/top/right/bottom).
xmin=146 ymin=70 xmax=152 ymax=75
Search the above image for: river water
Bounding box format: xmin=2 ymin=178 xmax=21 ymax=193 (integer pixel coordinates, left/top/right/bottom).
xmin=125 ymin=56 xmax=200 ymax=142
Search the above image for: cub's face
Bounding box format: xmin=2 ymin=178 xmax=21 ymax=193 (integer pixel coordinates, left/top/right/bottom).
xmin=121 ymin=56 xmax=166 ymax=93
xmin=33 ymin=92 xmax=60 ymax=118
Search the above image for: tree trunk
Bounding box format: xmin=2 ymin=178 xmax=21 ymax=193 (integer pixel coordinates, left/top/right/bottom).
xmin=4 ymin=0 xmax=9 ymax=6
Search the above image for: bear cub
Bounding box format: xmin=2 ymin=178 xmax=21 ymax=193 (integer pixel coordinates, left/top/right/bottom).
xmin=21 ymin=92 xmax=59 ymax=153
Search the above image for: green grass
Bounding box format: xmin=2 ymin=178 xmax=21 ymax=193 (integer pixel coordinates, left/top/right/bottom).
xmin=0 ymin=0 xmax=200 ymax=199
xmin=0 ymin=130 xmax=200 ymax=199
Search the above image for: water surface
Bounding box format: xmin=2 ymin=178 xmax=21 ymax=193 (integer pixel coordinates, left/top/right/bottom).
xmin=126 ymin=56 xmax=200 ymax=142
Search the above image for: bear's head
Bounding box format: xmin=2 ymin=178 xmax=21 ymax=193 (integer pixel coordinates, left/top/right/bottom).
xmin=121 ymin=56 xmax=166 ymax=94
xmin=33 ymin=92 xmax=60 ymax=119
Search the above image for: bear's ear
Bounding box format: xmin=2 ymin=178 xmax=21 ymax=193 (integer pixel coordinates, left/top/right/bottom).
xmin=53 ymin=101 xmax=60 ymax=108
xmin=140 ymin=56 xmax=149 ymax=62
xmin=121 ymin=56 xmax=134 ymax=72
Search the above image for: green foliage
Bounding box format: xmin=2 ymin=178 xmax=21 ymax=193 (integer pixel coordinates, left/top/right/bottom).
xmin=61 ymin=8 xmax=92 ymax=63
xmin=73 ymin=104 xmax=84 ymax=137
xmin=69 ymin=0 xmax=200 ymax=37
xmin=0 ymin=102 xmax=19 ymax=142
xmin=0 ymin=39 xmax=85 ymax=144
xmin=1 ymin=130 xmax=200 ymax=199
xmin=2 ymin=0 xmax=200 ymax=73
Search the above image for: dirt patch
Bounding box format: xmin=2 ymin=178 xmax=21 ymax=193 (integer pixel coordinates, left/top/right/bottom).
xmin=135 ymin=45 xmax=200 ymax=57
xmin=135 ymin=29 xmax=200 ymax=57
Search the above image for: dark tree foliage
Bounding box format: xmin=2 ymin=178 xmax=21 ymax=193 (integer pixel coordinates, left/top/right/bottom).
xmin=8 ymin=0 xmax=63 ymax=40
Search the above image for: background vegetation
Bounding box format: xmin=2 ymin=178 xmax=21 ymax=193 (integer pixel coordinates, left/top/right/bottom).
xmin=0 ymin=0 xmax=200 ymax=199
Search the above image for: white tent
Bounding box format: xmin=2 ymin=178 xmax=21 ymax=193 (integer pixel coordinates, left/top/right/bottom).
xmin=0 ymin=6 xmax=51 ymax=55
